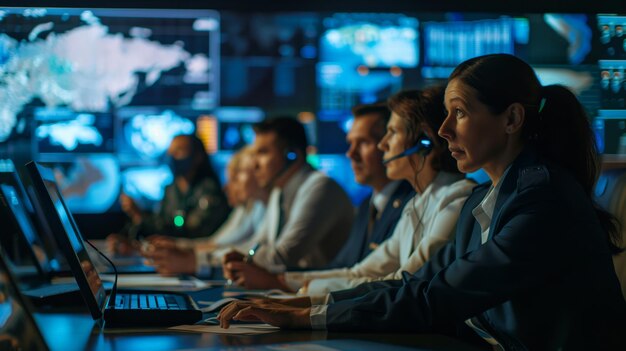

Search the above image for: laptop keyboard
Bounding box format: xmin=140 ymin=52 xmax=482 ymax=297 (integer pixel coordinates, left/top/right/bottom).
xmin=104 ymin=292 xmax=202 ymax=326
xmin=113 ymin=293 xmax=183 ymax=310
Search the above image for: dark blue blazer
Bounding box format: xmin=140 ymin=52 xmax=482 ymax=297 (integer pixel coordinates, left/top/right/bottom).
xmin=325 ymin=181 xmax=415 ymax=269
xmin=326 ymin=148 xmax=626 ymax=349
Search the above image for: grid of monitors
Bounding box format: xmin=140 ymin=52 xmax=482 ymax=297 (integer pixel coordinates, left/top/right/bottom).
xmin=595 ymin=15 xmax=626 ymax=155
xmin=0 ymin=7 xmax=623 ymax=222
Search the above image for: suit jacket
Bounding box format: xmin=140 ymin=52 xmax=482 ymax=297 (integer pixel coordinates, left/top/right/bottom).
xmin=251 ymin=165 xmax=354 ymax=271
xmin=325 ymin=181 xmax=415 ymax=269
xmin=326 ymin=147 xmax=626 ymax=349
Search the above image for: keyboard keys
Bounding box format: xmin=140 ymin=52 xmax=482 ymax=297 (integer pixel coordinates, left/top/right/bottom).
xmin=115 ymin=295 xmax=124 ymax=308
xmin=140 ymin=295 xmax=148 ymax=309
xmin=131 ymin=295 xmax=138 ymax=309
xmin=157 ymin=296 xmax=167 ymax=309
xmin=113 ymin=293 xmax=183 ymax=310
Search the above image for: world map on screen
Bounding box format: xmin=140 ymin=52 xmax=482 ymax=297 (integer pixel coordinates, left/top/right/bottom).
xmin=0 ymin=9 xmax=202 ymax=142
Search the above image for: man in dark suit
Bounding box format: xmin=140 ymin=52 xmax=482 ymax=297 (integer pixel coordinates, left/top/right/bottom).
xmin=324 ymin=103 xmax=414 ymax=269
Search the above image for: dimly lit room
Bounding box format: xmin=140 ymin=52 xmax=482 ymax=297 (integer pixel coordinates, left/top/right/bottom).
xmin=0 ymin=1 xmax=625 ymax=350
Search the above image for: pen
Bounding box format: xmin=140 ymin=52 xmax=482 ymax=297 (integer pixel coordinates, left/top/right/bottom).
xmin=245 ymin=243 xmax=261 ymax=263
xmin=226 ymin=244 xmax=260 ymax=286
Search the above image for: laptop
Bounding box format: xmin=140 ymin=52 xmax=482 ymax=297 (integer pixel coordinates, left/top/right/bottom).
xmin=5 ymin=158 xmax=155 ymax=276
xmin=0 ymin=183 xmax=84 ymax=306
xmin=0 ymin=247 xmax=50 ymax=351
xmin=0 ymin=160 xmax=68 ymax=276
xmin=0 ymin=184 xmax=61 ymax=278
xmin=25 ymin=161 xmax=202 ymax=326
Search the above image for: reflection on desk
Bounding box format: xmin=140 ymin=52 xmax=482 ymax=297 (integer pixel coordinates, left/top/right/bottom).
xmin=35 ymin=310 xmax=482 ymax=351
xmin=33 ymin=286 xmax=482 ymax=351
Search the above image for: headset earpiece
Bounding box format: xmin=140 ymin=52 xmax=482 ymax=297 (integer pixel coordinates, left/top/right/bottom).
xmin=283 ymin=148 xmax=298 ymax=169
xmin=415 ymin=133 xmax=433 ymax=155
xmin=266 ymin=148 xmax=298 ymax=188
xmin=284 ymin=149 xmax=297 ymax=164
xmin=382 ymin=132 xmax=433 ymax=165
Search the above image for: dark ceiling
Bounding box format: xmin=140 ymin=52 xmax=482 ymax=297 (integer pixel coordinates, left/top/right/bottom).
xmin=2 ymin=0 xmax=623 ymax=13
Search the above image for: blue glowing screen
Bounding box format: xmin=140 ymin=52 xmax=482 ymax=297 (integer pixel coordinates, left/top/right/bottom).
xmin=215 ymin=106 xmax=263 ymax=151
xmin=35 ymin=108 xmax=114 ymax=154
xmin=121 ymin=165 xmax=173 ymax=211
xmin=320 ymin=13 xmax=419 ymax=68
xmin=0 ymin=7 xmax=219 ymax=144
xmin=308 ymin=154 xmax=370 ymax=205
xmin=41 ymin=156 xmax=121 ymax=214
xmin=118 ymin=107 xmax=196 ymax=160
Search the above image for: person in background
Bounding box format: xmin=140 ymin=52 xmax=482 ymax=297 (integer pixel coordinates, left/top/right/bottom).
xmin=107 ymin=134 xmax=231 ymax=254
xmin=217 ymin=54 xmax=626 ymax=349
xmin=142 ymin=146 xmax=267 ymax=275
xmin=325 ymin=102 xmax=415 ymax=269
xmin=200 ymin=146 xmax=268 ymax=249
xmin=224 ymin=88 xmax=474 ymax=295
xmin=223 ymin=101 xmax=415 ymax=288
xmin=222 ymin=117 xmax=354 ymax=276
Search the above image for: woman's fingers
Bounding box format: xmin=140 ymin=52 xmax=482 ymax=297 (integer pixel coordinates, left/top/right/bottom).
xmin=218 ymin=301 xmax=251 ymax=328
xmin=232 ymin=306 xmax=264 ymax=322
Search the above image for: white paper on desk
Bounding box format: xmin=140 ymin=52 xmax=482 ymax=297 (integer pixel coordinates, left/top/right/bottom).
xmin=169 ymin=323 xmax=279 ymax=335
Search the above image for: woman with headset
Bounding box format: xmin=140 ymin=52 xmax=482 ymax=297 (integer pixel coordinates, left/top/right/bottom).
xmin=218 ymin=54 xmax=625 ymax=349
xmin=224 ymin=87 xmax=476 ymax=296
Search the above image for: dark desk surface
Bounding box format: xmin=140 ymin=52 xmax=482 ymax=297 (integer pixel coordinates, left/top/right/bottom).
xmin=33 ymin=286 xmax=484 ymax=351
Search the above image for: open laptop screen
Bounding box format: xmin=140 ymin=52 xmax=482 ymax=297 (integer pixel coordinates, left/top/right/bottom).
xmin=0 ymin=160 xmax=67 ymax=275
xmin=0 ymin=249 xmax=50 ymax=351
xmin=0 ymin=160 xmax=34 ymax=214
xmin=0 ymin=184 xmax=52 ymax=276
xmin=25 ymin=162 xmax=106 ymax=319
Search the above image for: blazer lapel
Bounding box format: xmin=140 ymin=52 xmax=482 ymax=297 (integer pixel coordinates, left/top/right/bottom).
xmin=489 ymin=148 xmax=540 ymax=239
xmin=458 ymin=184 xmax=490 ymax=253
xmin=370 ymin=182 xmax=414 ymax=246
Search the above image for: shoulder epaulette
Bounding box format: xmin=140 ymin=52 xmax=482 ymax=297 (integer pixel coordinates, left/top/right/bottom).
xmin=517 ymin=165 xmax=550 ymax=191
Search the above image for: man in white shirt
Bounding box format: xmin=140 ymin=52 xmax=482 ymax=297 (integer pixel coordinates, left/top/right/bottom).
xmin=222 ymin=117 xmax=354 ymax=277
xmin=222 ymin=104 xmax=415 ymax=289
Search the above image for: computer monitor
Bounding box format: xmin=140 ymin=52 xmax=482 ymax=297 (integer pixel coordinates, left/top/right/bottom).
xmin=319 ymin=13 xmax=419 ymax=68
xmin=215 ymin=107 xmax=264 ymax=151
xmin=0 ymin=184 xmax=57 ymax=278
xmin=33 ymin=108 xmax=115 ymax=158
xmin=25 ymin=161 xmax=107 ymax=319
xmin=308 ymin=154 xmax=370 ymax=205
xmin=0 ymin=160 xmax=34 ymax=214
xmin=0 ymin=161 xmax=67 ymax=275
xmin=0 ymin=249 xmax=50 ymax=351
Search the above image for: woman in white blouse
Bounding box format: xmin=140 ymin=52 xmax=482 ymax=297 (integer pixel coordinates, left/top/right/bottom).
xmin=229 ymin=87 xmax=475 ymax=296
